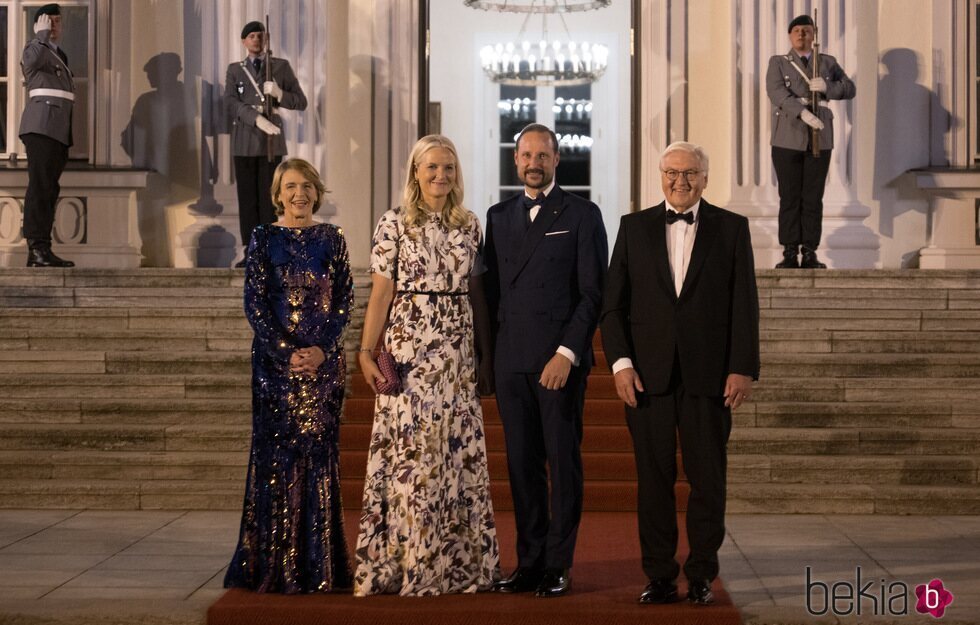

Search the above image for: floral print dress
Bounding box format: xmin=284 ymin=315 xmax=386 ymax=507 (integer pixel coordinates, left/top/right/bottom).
xmin=353 ymin=207 xmax=500 ymax=596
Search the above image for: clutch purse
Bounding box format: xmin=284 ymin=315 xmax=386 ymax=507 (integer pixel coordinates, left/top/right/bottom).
xmin=375 ymin=350 xmax=401 ymax=395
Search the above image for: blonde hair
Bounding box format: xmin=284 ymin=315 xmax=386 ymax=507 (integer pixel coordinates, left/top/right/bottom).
xmin=270 ymin=158 xmax=327 ymax=216
xmin=401 ymin=135 xmax=473 ymax=231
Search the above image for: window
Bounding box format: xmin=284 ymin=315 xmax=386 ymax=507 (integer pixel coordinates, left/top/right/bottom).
xmin=496 ymin=83 xmax=593 ymax=203
xmin=2 ymin=1 xmax=90 ymax=159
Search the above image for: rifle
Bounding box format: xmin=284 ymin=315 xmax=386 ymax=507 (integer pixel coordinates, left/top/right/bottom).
xmin=810 ymin=8 xmax=821 ymax=157
xmin=264 ymin=14 xmax=274 ymax=163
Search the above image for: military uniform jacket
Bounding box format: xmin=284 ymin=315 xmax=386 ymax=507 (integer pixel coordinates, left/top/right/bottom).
xmin=18 ymin=30 xmax=74 ymax=147
xmin=224 ymin=56 xmax=307 ymax=157
xmin=766 ymin=49 xmax=855 ymax=151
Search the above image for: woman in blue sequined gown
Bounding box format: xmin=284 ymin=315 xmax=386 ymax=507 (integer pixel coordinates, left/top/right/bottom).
xmin=225 ymin=158 xmax=354 ymax=593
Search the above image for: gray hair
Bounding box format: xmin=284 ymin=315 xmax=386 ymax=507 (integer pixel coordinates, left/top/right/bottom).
xmin=660 ymin=141 xmax=709 ymax=174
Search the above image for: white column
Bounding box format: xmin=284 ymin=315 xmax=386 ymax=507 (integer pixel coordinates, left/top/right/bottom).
xmin=638 ymin=0 xmax=688 ymax=209
xmin=727 ymin=0 xmax=877 ymax=268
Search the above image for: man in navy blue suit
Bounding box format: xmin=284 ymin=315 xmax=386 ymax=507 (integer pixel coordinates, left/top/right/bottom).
xmin=485 ymin=124 xmax=607 ymax=598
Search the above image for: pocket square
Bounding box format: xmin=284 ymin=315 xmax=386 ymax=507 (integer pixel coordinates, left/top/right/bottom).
xmin=545 ymin=230 xmax=570 ymax=236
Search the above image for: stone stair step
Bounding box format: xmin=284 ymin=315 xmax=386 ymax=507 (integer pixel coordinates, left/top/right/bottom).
xmin=0 ymin=424 xmax=167 ymax=451
xmin=0 ymin=328 xmax=253 ymax=351
xmin=104 ymin=352 xmax=250 ymax=375
xmin=72 ymin=287 xmax=243 ymax=308
xmin=0 ymin=351 xmax=106 ymax=374
xmin=0 ymin=479 xmax=141 ymax=509
xmin=760 ymin=353 xmax=980 ymax=378
xmin=843 ymin=378 xmax=980 ymax=401
xmin=765 ymin=288 xmax=949 ymax=310
xmin=760 ymin=309 xmax=924 ymax=331
xmin=0 ymin=287 xmax=76 ymax=307
xmin=0 ymin=450 xmax=248 ymax=481
xmin=829 ymin=331 xmax=980 ymax=353
xmin=0 ymin=374 xmax=190 ymax=398
xmin=0 ymin=399 xmax=82 ymax=424
xmin=729 ymin=427 xmax=980 ymax=455
xmin=77 ymin=399 xmax=250 ymax=425
xmin=753 ymin=401 xmax=979 ymax=428
xmin=921 ymin=310 xmax=980 ymax=331
xmin=767 ymin=455 xmax=979 ymax=485
xmin=727 ymin=482 xmax=980 ymax=515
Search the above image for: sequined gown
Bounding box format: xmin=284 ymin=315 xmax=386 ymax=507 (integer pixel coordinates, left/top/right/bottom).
xmin=224 ymin=222 xmax=354 ymax=593
xmin=353 ymin=207 xmax=500 ymax=597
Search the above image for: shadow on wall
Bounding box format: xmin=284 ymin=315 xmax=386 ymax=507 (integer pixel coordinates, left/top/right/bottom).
xmin=873 ymin=47 xmax=952 ymax=267
xmin=121 ymin=52 xmax=203 ymax=266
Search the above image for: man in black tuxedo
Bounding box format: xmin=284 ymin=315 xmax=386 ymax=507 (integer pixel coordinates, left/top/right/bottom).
xmin=485 ymin=124 xmax=607 ymax=598
xmin=600 ymin=142 xmax=759 ymax=606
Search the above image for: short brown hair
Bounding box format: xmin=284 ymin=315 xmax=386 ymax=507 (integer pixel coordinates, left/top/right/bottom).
xmin=515 ymin=123 xmax=559 ymax=154
xmin=270 ymin=158 xmax=326 ymax=215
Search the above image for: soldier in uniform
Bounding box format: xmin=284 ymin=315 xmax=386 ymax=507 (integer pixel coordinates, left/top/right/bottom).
xmin=224 ymin=20 xmax=307 ymax=267
xmin=19 ymin=3 xmax=75 ymax=267
xmin=766 ymin=14 xmax=855 ymax=269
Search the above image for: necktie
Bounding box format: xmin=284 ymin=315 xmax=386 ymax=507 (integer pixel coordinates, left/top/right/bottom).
xmin=800 ymin=55 xmax=809 ymax=68
xmin=666 ymin=209 xmax=694 ymax=225
xmin=522 ymin=194 xmax=544 ymax=210
xmin=253 ymin=58 xmax=262 ymax=74
xmin=523 ymin=194 xmax=543 ymax=227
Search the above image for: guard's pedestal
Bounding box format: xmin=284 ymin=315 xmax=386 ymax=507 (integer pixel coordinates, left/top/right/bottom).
xmin=912 ymin=168 xmax=980 ymax=269
xmin=0 ymin=164 xmax=149 ymax=268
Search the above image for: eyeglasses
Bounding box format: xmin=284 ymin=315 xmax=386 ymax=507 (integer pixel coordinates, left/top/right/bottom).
xmin=661 ymin=169 xmax=702 ymax=181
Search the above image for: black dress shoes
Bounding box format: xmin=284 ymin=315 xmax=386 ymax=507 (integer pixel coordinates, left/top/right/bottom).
xmin=26 ymin=244 xmax=74 ymax=268
xmin=687 ymin=578 xmax=714 ymax=605
xmin=639 ymin=578 xmax=679 ymax=604
xmin=492 ymin=567 xmax=544 ymax=593
xmin=535 ymin=568 xmax=571 ymax=597
xmin=800 ymin=247 xmax=827 ymax=269
xmin=774 ymin=244 xmax=799 ymax=269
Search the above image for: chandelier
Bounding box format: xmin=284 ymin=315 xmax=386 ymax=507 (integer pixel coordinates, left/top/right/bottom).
xmin=464 ymin=0 xmax=611 ymax=13
xmin=478 ymin=19 xmax=608 ymax=86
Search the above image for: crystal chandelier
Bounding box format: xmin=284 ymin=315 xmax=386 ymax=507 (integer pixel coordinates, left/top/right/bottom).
xmin=464 ymin=0 xmax=611 ymax=13
xmin=472 ymin=0 xmax=610 ymax=86
xmin=480 ymin=39 xmax=608 ymax=86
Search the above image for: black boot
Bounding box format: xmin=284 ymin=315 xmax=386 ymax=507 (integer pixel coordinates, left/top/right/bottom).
xmin=801 ymin=247 xmax=827 ymax=269
xmin=774 ymin=245 xmax=799 ymax=269
xmin=26 ymin=241 xmax=74 ymax=268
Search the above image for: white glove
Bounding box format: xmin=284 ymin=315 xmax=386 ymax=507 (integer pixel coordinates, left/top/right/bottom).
xmin=34 ymin=13 xmax=51 ymax=34
xmin=800 ymin=109 xmax=825 ymax=130
xmin=808 ymin=76 xmax=827 ymax=93
xmin=262 ymin=81 xmax=283 ymax=100
xmin=255 ymin=115 xmax=281 ymax=136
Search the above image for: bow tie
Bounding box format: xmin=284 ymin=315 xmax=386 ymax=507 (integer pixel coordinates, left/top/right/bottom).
xmin=523 ymin=194 xmax=544 ymax=210
xmin=666 ymin=209 xmax=694 ymax=225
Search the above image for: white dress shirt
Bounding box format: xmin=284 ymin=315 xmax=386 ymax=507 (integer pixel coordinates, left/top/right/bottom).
xmin=611 ymin=201 xmax=701 ymax=374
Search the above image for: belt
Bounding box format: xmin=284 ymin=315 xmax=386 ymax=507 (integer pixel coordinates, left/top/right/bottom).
xmin=797 ymin=97 xmax=828 ymax=108
xmin=251 ymin=105 xmax=280 ymax=114
xmin=397 ymin=290 xmax=469 ymax=296
xmin=29 ymin=88 xmax=74 ymax=101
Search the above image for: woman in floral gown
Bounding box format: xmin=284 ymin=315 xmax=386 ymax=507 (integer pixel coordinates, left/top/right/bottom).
xmin=225 ymin=158 xmax=353 ymax=593
xmin=354 ymin=135 xmax=499 ymax=596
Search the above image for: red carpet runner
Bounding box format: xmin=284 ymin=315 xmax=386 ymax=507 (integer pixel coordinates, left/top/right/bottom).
xmin=208 ymin=510 xmax=741 ymax=625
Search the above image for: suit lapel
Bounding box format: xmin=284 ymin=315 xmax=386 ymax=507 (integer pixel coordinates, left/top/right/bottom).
xmin=642 ymin=203 xmax=676 ymax=301
xmin=679 ymin=201 xmax=718 ymax=299
xmin=509 ymin=187 xmax=566 ymax=283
